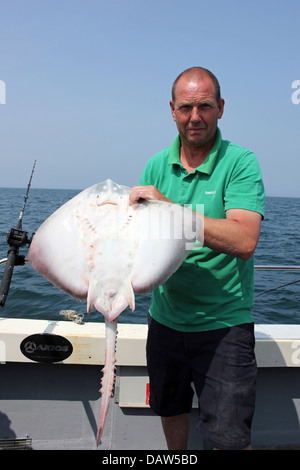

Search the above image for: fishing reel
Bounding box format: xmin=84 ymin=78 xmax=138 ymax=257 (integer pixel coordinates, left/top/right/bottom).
xmin=0 ymin=160 xmax=37 ymax=307
xmin=6 ymin=227 xmax=33 ymax=248
xmin=0 ymin=228 xmax=35 ymax=306
xmin=5 ymin=227 xmax=34 ymax=267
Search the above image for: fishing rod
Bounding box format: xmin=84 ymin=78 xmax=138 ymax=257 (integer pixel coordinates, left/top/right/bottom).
xmin=0 ymin=160 xmax=37 ymax=307
xmin=255 ymin=279 xmax=300 ymax=298
xmin=254 ymin=265 xmax=300 ymax=298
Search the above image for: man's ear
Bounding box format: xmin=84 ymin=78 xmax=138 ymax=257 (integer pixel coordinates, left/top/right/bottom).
xmin=170 ymin=100 xmax=176 ymax=122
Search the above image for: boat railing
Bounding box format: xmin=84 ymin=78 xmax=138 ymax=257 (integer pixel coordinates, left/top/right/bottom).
xmin=0 ymin=258 xmax=11 ymax=266
xmin=1 ymin=259 xmax=300 ymax=271
xmin=254 ymin=265 xmax=300 ymax=270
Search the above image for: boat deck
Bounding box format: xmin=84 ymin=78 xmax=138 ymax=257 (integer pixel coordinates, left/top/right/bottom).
xmin=1 ymin=318 xmax=300 ymax=450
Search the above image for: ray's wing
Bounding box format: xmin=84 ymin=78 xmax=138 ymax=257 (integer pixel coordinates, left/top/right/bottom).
xmin=130 ymin=199 xmax=201 ymax=293
xmin=28 ymin=189 xmax=90 ymax=299
xmin=28 ymin=180 xmax=131 ymax=304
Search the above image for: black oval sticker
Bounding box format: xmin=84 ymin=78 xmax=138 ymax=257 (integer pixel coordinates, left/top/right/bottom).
xmin=20 ymin=333 xmax=73 ymax=363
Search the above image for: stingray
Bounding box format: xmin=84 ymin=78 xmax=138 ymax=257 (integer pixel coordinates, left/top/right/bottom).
xmin=28 ymin=179 xmax=203 ymax=446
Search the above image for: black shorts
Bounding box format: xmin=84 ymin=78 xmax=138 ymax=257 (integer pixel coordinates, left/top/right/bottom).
xmin=146 ymin=316 xmax=257 ymax=450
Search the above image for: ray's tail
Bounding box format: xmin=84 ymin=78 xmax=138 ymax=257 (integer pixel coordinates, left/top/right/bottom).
xmin=96 ymin=317 xmax=118 ymax=446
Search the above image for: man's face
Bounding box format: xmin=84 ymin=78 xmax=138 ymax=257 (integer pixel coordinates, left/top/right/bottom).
xmin=170 ymin=74 xmax=224 ymax=148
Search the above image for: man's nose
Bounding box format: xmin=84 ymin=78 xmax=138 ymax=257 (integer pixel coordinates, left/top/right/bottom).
xmin=190 ymin=106 xmax=201 ymax=122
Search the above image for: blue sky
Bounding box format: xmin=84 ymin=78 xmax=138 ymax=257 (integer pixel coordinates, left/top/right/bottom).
xmin=0 ymin=0 xmax=300 ymax=197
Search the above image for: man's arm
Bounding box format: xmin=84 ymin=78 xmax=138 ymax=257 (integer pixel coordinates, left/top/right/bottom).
xmin=203 ymin=209 xmax=262 ymax=260
xmin=129 ymin=185 xmax=262 ymax=261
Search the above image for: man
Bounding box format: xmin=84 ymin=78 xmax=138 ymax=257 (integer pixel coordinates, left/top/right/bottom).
xmin=129 ymin=67 xmax=265 ymax=450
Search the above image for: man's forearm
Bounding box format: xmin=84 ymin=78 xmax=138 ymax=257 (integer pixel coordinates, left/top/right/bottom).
xmin=199 ymin=210 xmax=262 ymax=261
xmin=129 ymin=185 xmax=262 ymax=261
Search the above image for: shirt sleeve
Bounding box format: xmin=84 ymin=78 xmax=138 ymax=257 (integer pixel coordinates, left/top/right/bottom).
xmin=224 ymin=151 xmax=265 ymax=218
xmin=138 ymin=159 xmax=157 ymax=186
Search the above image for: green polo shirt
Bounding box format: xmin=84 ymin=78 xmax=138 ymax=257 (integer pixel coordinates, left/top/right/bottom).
xmin=139 ymin=128 xmax=265 ymax=332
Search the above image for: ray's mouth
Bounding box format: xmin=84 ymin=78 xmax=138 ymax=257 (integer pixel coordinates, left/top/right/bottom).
xmin=100 ymin=201 xmax=118 ymax=206
xmin=96 ymin=195 xmax=119 ymax=207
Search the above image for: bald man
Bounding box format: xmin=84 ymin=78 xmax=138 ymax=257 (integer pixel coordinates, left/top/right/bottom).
xmin=130 ymin=67 xmax=265 ymax=450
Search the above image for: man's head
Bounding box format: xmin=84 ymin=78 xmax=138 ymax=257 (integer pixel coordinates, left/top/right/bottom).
xmin=171 ymin=67 xmax=221 ymax=104
xmin=170 ymin=67 xmax=224 ymax=149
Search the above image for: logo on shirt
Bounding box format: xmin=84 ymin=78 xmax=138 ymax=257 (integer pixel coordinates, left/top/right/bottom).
xmin=205 ymin=190 xmax=216 ymax=195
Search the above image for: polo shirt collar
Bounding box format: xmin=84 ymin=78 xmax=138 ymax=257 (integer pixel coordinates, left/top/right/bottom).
xmin=168 ymin=128 xmax=222 ymax=175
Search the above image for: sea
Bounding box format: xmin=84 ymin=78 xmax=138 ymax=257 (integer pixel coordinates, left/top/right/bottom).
xmin=0 ymin=187 xmax=300 ymax=325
